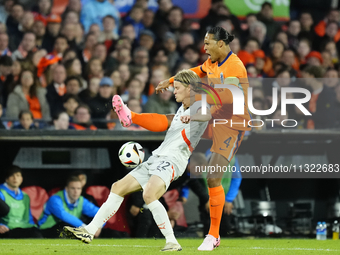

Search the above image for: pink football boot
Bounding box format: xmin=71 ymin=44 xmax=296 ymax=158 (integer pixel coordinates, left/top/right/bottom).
xmin=112 ymin=95 xmax=132 ymax=127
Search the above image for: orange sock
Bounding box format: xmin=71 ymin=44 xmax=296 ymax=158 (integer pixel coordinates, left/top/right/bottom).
xmin=131 ymin=112 xmax=168 ymax=132
xmin=208 ymin=185 xmax=225 ymax=238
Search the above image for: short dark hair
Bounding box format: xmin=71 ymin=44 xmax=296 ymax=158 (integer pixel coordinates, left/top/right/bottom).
xmin=261 ymin=2 xmax=273 ymax=9
xmin=62 ymin=93 xmax=80 ymax=104
xmin=55 ymin=34 xmax=68 ymax=42
xmin=5 ymin=165 xmax=22 ymax=180
xmin=303 ymin=65 xmax=324 ymax=78
xmin=52 ymin=111 xmax=68 ymax=121
xmin=19 ymin=110 xmax=33 ymax=120
xmin=207 ymin=26 xmax=235 ymax=45
xmin=75 ymin=104 xmax=91 ymax=115
xmin=66 ymin=175 xmax=81 ymax=186
xmin=65 ymin=75 xmax=82 ymax=88
xmin=0 ymin=55 xmax=13 ymax=66
xmin=103 ymin=15 xmax=115 ymax=22
xmin=183 ymin=45 xmax=200 ymax=54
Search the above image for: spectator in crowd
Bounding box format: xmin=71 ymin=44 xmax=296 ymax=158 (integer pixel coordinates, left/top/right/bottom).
xmin=64 ymin=58 xmax=86 ymax=88
xmin=0 ymin=165 xmax=42 ymax=238
xmin=301 ymin=65 xmax=336 ymax=129
xmin=65 ymin=76 xmax=82 ymax=95
xmin=138 ymin=29 xmax=155 ymax=51
xmin=299 ymin=12 xmax=314 ymax=41
xmin=46 ymin=64 xmax=67 ymax=117
xmin=32 ymin=19 xmax=46 ymax=48
xmin=32 ymin=0 xmax=52 ymax=21
xmin=131 ymin=47 xmax=149 ymax=68
xmin=63 ymin=11 xmax=79 ymax=25
xmin=88 ymin=77 xmax=114 ymax=128
xmin=0 ymin=55 xmax=14 ymax=107
xmin=324 ymin=68 xmax=339 ymax=89
xmin=7 ymin=69 xmax=50 ymax=120
xmin=124 ymin=4 xmax=145 ymax=38
xmin=121 ymin=77 xmax=145 ymax=104
xmin=70 ymin=104 xmax=97 ymax=130
xmin=63 ymin=94 xmax=80 ymax=121
xmin=42 ymin=14 xmax=62 ymax=52
xmin=50 ymin=111 xmax=72 ymax=130
xmin=6 ymin=3 xmax=24 ymax=41
xmin=51 ymin=35 xmax=69 ymax=58
xmin=12 ymin=110 xmax=36 ymax=130
xmin=11 ymin=32 xmax=36 ymax=60
xmin=287 ymin=20 xmax=301 ymax=50
xmin=80 ymin=0 xmax=120 ymax=34
xmin=78 ymin=77 xmax=100 ymax=105
xmin=182 ymin=45 xmax=200 ymax=67
xmin=38 ymin=176 xmax=101 ymax=238
xmin=98 ymin=15 xmax=118 ymax=46
xmin=0 ymin=0 xmax=15 ymax=24
xmin=256 ymin=2 xmax=280 ymax=40
xmin=0 ymin=32 xmax=11 ymax=57
xmin=85 ymin=57 xmax=103 ymax=80
xmin=163 ymin=32 xmax=180 ymax=72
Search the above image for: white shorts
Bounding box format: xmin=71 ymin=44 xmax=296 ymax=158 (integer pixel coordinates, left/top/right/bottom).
xmin=129 ymin=155 xmax=182 ymax=190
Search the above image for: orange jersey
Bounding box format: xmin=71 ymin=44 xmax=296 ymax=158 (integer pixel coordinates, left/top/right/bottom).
xmin=169 ymin=51 xmax=251 ymax=131
xmin=200 ymin=52 xmax=251 ymax=131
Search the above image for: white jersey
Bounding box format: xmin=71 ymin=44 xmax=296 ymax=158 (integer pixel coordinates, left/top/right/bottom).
xmin=152 ymin=101 xmax=209 ymax=175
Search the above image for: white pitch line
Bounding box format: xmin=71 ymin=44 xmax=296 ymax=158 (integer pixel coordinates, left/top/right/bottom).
xmin=1 ymin=243 xmax=339 ymax=252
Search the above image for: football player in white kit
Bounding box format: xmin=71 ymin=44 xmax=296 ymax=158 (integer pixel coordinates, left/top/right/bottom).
xmin=63 ymin=70 xmax=211 ymax=251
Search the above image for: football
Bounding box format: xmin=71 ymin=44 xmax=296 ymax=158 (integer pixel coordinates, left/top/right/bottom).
xmin=118 ymin=141 xmax=145 ymax=168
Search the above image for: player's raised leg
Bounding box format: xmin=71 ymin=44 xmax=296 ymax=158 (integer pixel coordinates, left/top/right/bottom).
xmin=143 ymin=175 xmax=182 ymax=252
xmin=112 ymin=95 xmax=170 ymax=131
xmin=63 ymin=174 xmax=142 ymax=243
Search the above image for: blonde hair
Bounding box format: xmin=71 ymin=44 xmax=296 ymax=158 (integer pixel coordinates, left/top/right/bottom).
xmin=174 ymin=69 xmax=201 ymax=91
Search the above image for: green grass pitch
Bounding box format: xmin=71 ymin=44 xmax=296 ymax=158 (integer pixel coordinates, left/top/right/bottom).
xmin=1 ymin=238 xmax=340 ymax=254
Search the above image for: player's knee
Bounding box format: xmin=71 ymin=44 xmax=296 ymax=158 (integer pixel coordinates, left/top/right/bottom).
xmin=111 ymin=181 xmax=125 ymax=196
xmin=142 ymin=190 xmax=156 ymax=204
xmin=207 ymin=178 xmax=222 ymax=188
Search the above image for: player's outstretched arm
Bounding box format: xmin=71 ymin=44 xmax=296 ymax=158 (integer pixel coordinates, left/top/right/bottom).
xmin=156 ymin=66 xmax=207 ymax=94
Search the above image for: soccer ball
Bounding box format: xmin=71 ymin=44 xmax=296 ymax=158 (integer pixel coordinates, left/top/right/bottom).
xmin=118 ymin=142 xmax=145 ymax=168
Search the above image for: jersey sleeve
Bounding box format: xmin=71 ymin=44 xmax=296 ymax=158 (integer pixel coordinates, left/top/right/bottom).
xmin=169 ymin=64 xmax=207 ymax=83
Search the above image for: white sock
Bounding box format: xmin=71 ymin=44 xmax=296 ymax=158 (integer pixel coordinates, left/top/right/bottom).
xmin=85 ymin=192 xmax=124 ymax=235
xmin=148 ymin=200 xmax=178 ymax=244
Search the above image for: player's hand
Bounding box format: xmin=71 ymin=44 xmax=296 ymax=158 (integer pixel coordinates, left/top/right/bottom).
xmin=224 ymin=202 xmax=233 ymax=215
xmin=130 ymin=205 xmax=140 ymax=217
xmin=0 ymin=225 xmax=9 ymax=234
xmin=156 ymin=79 xmax=171 ymax=94
xmin=180 ymin=115 xmax=191 ymax=124
xmin=94 ymin=228 xmax=102 ymax=238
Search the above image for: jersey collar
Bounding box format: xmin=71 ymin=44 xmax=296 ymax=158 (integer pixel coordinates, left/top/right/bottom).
xmin=218 ymin=50 xmax=233 ymax=67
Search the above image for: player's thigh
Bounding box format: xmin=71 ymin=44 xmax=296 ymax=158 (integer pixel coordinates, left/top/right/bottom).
xmin=111 ymin=173 xmax=142 ymax=196
xmin=143 ymin=175 xmax=167 ymax=204
xmin=211 ymin=127 xmax=244 ymax=163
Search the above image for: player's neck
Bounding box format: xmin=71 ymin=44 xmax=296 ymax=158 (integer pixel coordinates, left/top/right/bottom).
xmin=217 ymin=47 xmax=231 ymax=64
xmin=182 ymin=95 xmax=195 ymax=110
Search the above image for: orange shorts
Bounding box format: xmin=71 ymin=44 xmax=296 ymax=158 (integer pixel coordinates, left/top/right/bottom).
xmin=203 ymin=124 xmax=245 ymax=162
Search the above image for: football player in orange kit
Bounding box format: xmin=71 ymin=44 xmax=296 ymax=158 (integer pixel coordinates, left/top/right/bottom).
xmin=157 ymin=26 xmax=252 ymax=251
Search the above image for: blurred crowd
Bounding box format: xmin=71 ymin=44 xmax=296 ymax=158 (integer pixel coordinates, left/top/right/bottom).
xmin=0 ymin=0 xmax=340 ymax=130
